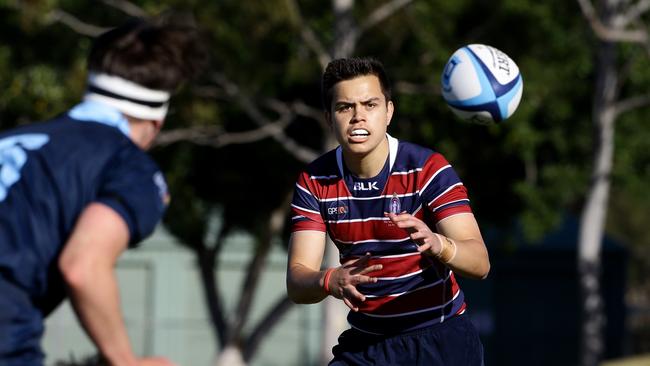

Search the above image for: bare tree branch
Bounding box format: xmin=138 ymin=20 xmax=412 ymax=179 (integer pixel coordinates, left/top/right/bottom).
xmin=613 ymin=93 xmax=650 ymax=116
xmin=211 ymin=73 xmax=319 ymax=163
xmin=577 ymin=0 xmax=648 ymax=42
xmin=358 ymin=0 xmax=414 ymax=34
xmin=619 ymin=0 xmax=650 ymax=27
xmin=331 ymin=0 xmax=414 ymax=59
xmin=291 ymin=100 xmax=330 ymax=131
xmin=284 ymin=0 xmax=332 ymax=69
xmin=154 ymin=117 xmax=293 ymax=148
xmin=101 ymin=0 xmax=148 ymax=17
xmin=192 ymin=84 xmax=328 ymax=131
xmin=45 ymin=9 xmax=109 ymax=37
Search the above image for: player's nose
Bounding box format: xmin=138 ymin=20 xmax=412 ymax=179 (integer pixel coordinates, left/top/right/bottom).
xmin=351 ymin=105 xmax=366 ymax=122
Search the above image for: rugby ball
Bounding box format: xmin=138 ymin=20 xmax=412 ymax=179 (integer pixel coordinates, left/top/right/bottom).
xmin=441 ymin=44 xmax=523 ymax=124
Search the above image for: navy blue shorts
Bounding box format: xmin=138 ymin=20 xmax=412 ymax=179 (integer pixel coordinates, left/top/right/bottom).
xmin=329 ymin=315 xmax=484 ymax=366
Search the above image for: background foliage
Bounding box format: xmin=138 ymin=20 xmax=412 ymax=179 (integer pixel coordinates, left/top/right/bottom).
xmin=2 ymin=0 xmax=650 ymax=363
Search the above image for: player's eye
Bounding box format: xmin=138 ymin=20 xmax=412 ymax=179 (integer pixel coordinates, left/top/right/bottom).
xmin=336 ymin=104 xmax=352 ymax=112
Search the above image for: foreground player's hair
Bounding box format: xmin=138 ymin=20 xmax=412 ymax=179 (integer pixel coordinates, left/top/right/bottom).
xmin=88 ymin=15 xmax=208 ymax=92
xmin=321 ymin=57 xmax=392 ymax=110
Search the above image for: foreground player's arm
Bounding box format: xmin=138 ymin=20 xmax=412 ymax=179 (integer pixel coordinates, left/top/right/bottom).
xmin=287 ymin=231 xmax=383 ymax=311
xmin=286 ymin=230 xmax=329 ymax=304
xmin=387 ymin=212 xmax=490 ymax=279
xmin=59 ymin=203 xmax=175 ymax=366
xmin=434 ymin=213 xmax=490 ymax=279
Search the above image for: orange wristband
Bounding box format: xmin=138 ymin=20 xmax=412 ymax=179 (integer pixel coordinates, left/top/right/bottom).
xmin=323 ymin=268 xmax=335 ymax=294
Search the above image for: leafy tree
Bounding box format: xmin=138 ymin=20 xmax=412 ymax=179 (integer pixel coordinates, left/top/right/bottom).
xmin=576 ymin=0 xmax=650 ymax=364
xmin=3 ymin=0 xmax=650 ymax=364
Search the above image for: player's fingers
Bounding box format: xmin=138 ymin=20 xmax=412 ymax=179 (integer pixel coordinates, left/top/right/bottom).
xmin=344 ymin=252 xmax=371 ymax=267
xmin=342 ymin=256 xmax=359 ymax=266
xmin=386 ymin=212 xmax=411 ymax=223
xmin=393 ymin=217 xmax=424 ymax=231
xmin=343 ymin=297 xmax=359 ymax=312
xmin=416 ymin=242 xmax=432 ymax=252
xmin=359 ymin=264 xmax=383 ymax=275
xmin=410 ymin=230 xmax=429 ymax=241
xmin=355 ymin=253 xmax=371 ymax=264
xmin=347 ymin=254 xmax=373 ymax=275
xmin=345 ymin=286 xmax=367 ymax=302
xmin=356 ymin=275 xmax=379 ymax=286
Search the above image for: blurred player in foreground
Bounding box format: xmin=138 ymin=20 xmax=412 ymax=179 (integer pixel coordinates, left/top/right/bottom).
xmin=0 ymin=16 xmax=205 ymax=366
xmin=286 ymin=57 xmax=489 ymax=365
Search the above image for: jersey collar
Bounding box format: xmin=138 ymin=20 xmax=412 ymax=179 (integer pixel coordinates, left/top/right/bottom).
xmin=336 ymin=133 xmax=398 ymax=178
xmin=68 ymin=100 xmax=131 ymax=137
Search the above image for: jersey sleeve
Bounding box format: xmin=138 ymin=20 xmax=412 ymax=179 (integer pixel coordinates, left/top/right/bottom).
xmin=290 ymin=171 xmax=325 ymax=232
xmin=95 ymin=144 xmax=168 ymax=246
xmin=419 ymin=153 xmax=472 ymax=223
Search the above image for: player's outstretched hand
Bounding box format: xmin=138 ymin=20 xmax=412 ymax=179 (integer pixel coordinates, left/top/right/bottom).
xmin=328 ymin=253 xmax=382 ymax=312
xmin=386 ymin=212 xmax=443 ymax=257
xmin=137 ymin=356 xmax=178 ymax=366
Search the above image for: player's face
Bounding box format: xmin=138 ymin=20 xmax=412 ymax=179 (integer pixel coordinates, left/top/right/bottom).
xmin=327 ymin=75 xmax=394 ymax=158
xmin=129 ymin=118 xmax=163 ymax=150
xmin=141 ymin=120 xmax=163 ymax=150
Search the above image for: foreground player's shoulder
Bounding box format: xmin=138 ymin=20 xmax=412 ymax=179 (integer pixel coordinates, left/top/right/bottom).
xmin=393 ymin=140 xmax=460 ymax=187
xmin=96 ymin=141 xmax=168 ymax=245
xmin=296 ymin=148 xmax=340 ymax=187
xmin=304 ymin=148 xmax=339 ymax=177
xmin=393 ymin=140 xmax=440 ymax=171
xmin=43 ymin=115 xmax=133 ymax=158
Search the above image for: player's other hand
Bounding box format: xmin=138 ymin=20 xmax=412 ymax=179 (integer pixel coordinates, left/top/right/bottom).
xmin=328 ymin=253 xmax=382 ymax=312
xmin=137 ymin=356 xmax=178 ymax=366
xmin=385 ymin=212 xmax=442 ymax=257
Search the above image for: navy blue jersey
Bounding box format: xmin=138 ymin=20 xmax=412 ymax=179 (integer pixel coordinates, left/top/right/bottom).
xmin=0 ymin=111 xmax=167 ymax=362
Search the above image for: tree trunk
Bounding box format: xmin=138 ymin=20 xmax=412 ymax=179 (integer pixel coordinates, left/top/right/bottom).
xmin=578 ymin=1 xmax=618 ymax=364
xmin=318 ymin=1 xmax=357 ymax=364
xmin=243 ymin=296 xmax=295 ymax=361
xmin=214 ymin=344 xmax=247 ymax=366
xmin=197 ymin=243 xmax=228 ymax=349
xmin=217 ymin=193 xmax=295 ymax=364
xmin=332 ymin=0 xmax=357 ymax=59
xmin=228 ymin=229 xmax=272 ymax=345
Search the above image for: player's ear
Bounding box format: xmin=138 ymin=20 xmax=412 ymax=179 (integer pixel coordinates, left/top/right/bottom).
xmin=152 ymin=119 xmax=163 ymax=132
xmin=386 ymin=100 xmax=394 ymax=126
xmin=325 ymin=111 xmax=333 ymax=128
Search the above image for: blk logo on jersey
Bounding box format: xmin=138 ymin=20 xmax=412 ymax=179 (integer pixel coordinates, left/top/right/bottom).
xmin=353 ymin=181 xmax=379 ymax=191
xmin=327 ymin=201 xmax=348 ymax=219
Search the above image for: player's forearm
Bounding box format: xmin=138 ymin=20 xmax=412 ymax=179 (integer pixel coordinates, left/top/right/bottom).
xmin=286 ymin=264 xmax=329 ymax=304
xmin=63 ymin=265 xmax=137 ymax=366
xmin=437 ymin=236 xmax=490 ymax=280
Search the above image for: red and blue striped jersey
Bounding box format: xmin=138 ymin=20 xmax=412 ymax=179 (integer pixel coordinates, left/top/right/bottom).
xmin=291 ymin=135 xmax=472 ymax=335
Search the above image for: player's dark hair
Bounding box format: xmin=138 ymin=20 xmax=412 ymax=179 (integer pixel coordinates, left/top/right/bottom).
xmin=88 ymin=15 xmax=208 ymax=92
xmin=321 ymin=57 xmax=392 ymax=110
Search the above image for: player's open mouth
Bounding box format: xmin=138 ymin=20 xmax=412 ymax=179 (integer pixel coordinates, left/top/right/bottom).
xmin=349 ymin=129 xmax=370 ymax=141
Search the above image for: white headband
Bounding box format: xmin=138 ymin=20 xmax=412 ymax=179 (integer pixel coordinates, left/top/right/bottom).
xmin=84 ymin=73 xmax=171 ymax=120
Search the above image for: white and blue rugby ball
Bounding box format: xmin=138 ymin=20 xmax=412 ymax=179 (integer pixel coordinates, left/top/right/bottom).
xmin=441 ymin=44 xmax=523 ymax=124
